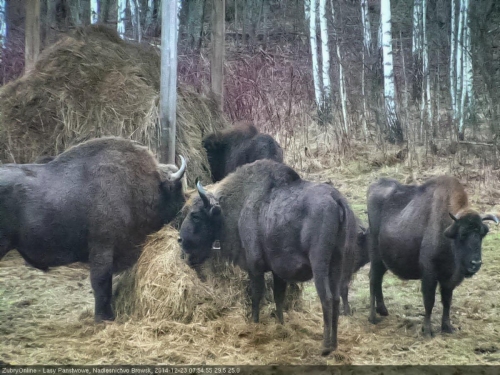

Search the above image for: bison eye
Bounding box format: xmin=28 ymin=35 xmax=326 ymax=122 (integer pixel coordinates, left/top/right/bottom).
xmin=191 ymin=212 xmax=203 ymax=222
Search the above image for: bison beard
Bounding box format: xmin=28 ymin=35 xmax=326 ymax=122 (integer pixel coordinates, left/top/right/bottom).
xmin=367 ymin=176 xmax=498 ymax=337
xmin=0 ymin=137 xmax=187 ymax=322
xmin=179 ymin=160 xmax=362 ymax=355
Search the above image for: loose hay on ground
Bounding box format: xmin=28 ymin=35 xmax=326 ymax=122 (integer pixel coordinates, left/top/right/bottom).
xmin=0 ymin=25 xmax=228 ymax=186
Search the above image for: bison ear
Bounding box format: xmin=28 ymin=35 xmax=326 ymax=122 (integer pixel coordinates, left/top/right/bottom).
xmin=444 ymin=223 xmax=458 ymax=239
xmin=210 ymin=205 xmax=221 ymax=217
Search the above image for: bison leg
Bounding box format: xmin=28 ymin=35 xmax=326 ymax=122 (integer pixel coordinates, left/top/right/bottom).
xmin=340 ymin=279 xmax=351 ymax=315
xmin=440 ymin=285 xmax=455 ymax=334
xmin=272 ymin=272 xmax=287 ymax=324
xmin=90 ymin=248 xmax=115 ymax=322
xmin=369 ymin=259 xmax=388 ymax=323
xmin=421 ymin=273 xmax=438 ymax=338
xmin=313 ymin=262 xmax=341 ymax=356
xmin=249 ymin=272 xmax=265 ymax=323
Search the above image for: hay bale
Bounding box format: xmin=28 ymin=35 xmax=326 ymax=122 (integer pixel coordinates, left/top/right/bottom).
xmin=113 ymin=223 xmax=304 ymax=324
xmin=0 ymin=25 xmax=228 ymax=186
xmin=113 ymin=225 xmax=249 ymax=323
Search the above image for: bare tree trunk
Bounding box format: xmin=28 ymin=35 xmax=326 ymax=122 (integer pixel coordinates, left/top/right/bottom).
xmin=45 ymin=0 xmax=56 ymax=45
xmin=319 ymin=0 xmax=331 ymax=123
xmin=159 ymin=0 xmax=179 ymax=165
xmin=91 ymin=0 xmax=99 ymax=24
xmin=117 ymin=0 xmax=126 ymax=38
xmin=211 ymin=0 xmax=225 ymax=111
xmin=449 ymin=0 xmax=457 ymax=139
xmin=70 ymin=0 xmax=81 ymax=26
xmin=306 ymin=0 xmax=322 ymax=112
xmin=412 ymin=0 xmax=423 ymax=101
xmin=187 ymin=0 xmax=204 ymax=49
xmin=360 ymin=0 xmax=371 ymax=53
xmin=331 ymin=1 xmax=347 ymax=133
xmin=0 ymin=0 xmax=6 ymax=66
xmin=25 ymin=0 xmax=41 ymax=73
xmin=380 ymin=0 xmax=403 ymax=144
xmin=130 ymin=0 xmax=142 ymax=42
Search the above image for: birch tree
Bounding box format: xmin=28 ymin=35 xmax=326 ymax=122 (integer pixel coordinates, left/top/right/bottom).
xmin=457 ymin=0 xmax=471 ymax=140
xmin=130 ymin=0 xmax=142 ymax=42
xmin=319 ymin=0 xmax=332 ymax=121
xmin=380 ymin=0 xmax=403 ymax=143
xmin=360 ymin=0 xmax=371 ymax=53
xmin=360 ymin=0 xmax=371 ymax=140
xmin=0 ymin=0 xmax=6 ymax=60
xmin=91 ymin=0 xmax=99 ymax=24
xmin=331 ymin=1 xmax=348 ymax=134
xmin=306 ymin=0 xmax=322 ymax=109
xmin=422 ymin=0 xmax=432 ymax=137
xmin=412 ymin=0 xmax=423 ymax=100
xmin=450 ymin=0 xmax=472 ymax=140
xmin=117 ymin=0 xmax=126 ymax=39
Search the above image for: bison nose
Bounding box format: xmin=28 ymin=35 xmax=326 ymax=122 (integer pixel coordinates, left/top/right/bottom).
xmin=468 ymin=260 xmax=482 ymax=273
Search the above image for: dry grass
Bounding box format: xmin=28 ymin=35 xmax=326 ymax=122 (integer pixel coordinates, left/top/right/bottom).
xmin=0 ymin=25 xmax=228 ymax=186
xmin=1 ymin=145 xmax=500 ymax=365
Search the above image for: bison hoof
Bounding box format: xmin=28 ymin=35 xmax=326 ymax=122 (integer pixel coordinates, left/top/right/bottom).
xmin=376 ymin=305 xmax=389 ymax=316
xmin=321 ymin=346 xmax=336 ymax=356
xmin=441 ymin=323 xmax=456 ymax=334
xmin=422 ymin=326 xmax=434 ymax=338
xmin=95 ymin=313 xmax=115 ymax=323
xmin=368 ymin=313 xmax=381 ymax=324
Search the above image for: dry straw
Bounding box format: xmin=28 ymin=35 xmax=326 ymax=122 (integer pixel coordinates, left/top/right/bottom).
xmin=0 ymin=25 xmax=227 ymax=186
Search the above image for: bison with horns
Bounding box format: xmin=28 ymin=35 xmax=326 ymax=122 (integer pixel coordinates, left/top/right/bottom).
xmin=179 ymin=159 xmax=365 ymax=355
xmin=367 ymin=176 xmax=498 ymax=337
xmin=0 ymin=137 xmax=186 ymax=322
xmin=202 ymin=122 xmax=284 ymax=182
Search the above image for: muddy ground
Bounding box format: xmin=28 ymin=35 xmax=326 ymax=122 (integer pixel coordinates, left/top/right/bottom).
xmin=1 ymin=158 xmax=499 ymax=365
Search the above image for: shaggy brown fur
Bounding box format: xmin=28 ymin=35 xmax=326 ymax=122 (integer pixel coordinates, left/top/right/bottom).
xmin=0 ymin=137 xmax=186 ymax=322
xmin=367 ymin=175 xmax=498 ymax=337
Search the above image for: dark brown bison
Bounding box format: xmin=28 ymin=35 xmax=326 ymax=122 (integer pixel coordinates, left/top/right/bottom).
xmin=367 ymin=176 xmax=498 ymax=336
xmin=0 ymin=137 xmax=186 ymax=322
xmin=178 ymin=160 xmax=359 ymax=355
xmin=202 ymin=122 xmax=284 ymax=182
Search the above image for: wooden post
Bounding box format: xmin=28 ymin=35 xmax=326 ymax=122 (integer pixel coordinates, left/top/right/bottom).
xmin=159 ymin=0 xmax=179 ymax=164
xmin=25 ymin=0 xmax=40 ymax=73
xmin=211 ymin=0 xmax=225 ymax=111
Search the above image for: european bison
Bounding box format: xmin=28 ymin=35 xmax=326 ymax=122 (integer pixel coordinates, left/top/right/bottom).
xmin=179 ymin=160 xmax=359 ymax=355
xmin=367 ymin=176 xmax=498 ymax=336
xmin=202 ymin=122 xmax=284 ymax=182
xmin=0 ymin=137 xmax=186 ymax=322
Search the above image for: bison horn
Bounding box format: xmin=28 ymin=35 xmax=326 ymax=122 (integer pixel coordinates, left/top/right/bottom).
xmin=481 ymin=213 xmax=499 ymax=224
xmin=170 ymin=155 xmax=186 ymax=181
xmin=449 ymin=213 xmax=458 ymax=222
xmin=196 ymin=179 xmax=211 ymax=208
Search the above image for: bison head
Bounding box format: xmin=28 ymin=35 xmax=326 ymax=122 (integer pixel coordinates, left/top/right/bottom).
xmin=158 ymin=155 xmax=187 ymax=224
xmin=179 ymin=180 xmax=222 ymax=269
xmin=444 ymin=211 xmax=498 ymax=278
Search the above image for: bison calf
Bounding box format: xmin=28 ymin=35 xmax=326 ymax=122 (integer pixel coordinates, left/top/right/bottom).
xmin=179 ymin=160 xmax=359 ymax=355
xmin=0 ymin=137 xmax=187 ymax=322
xmin=202 ymin=122 xmax=283 ymax=182
xmin=367 ymin=176 xmax=498 ymax=337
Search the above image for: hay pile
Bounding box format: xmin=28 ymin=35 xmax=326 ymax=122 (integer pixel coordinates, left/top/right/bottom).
xmin=0 ymin=25 xmax=227 ymax=186
xmin=113 ymin=223 xmax=303 ymax=324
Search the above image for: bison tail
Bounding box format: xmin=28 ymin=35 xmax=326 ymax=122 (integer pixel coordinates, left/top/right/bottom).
xmin=337 ymin=199 xmax=358 ymax=280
